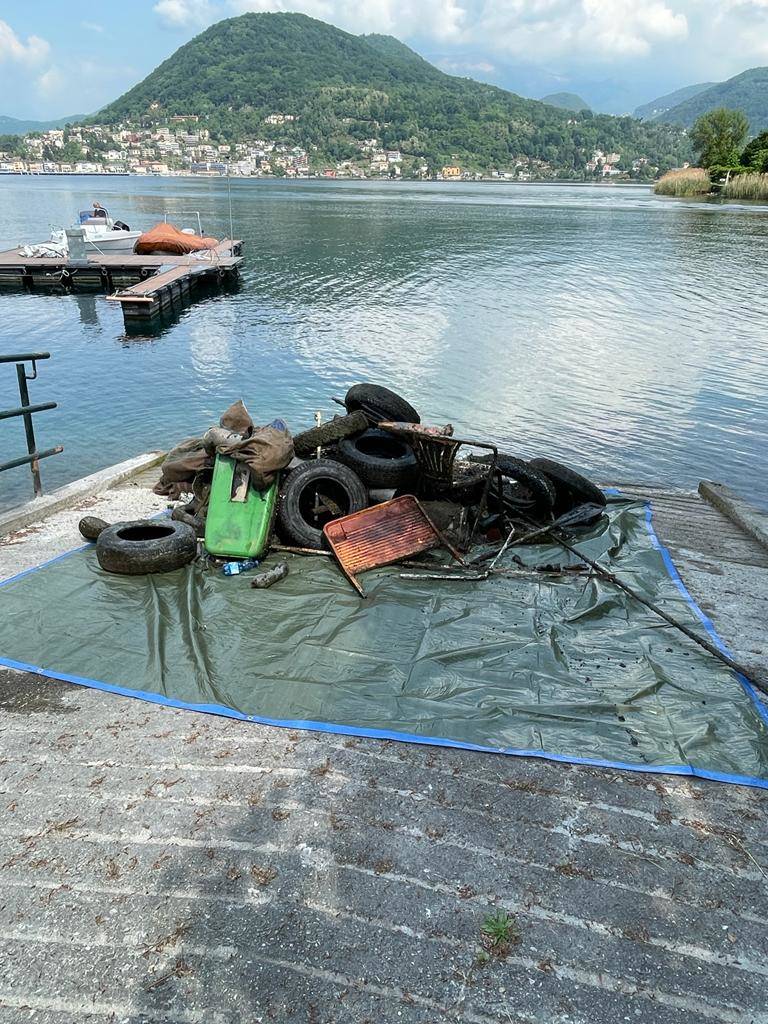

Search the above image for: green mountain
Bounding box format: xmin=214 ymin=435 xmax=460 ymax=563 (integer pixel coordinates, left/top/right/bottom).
xmin=0 ymin=113 xmax=84 ymax=135
xmin=634 ymin=83 xmax=716 ymax=121
xmin=661 ymin=68 xmax=768 ymax=133
xmin=92 ymin=12 xmax=691 ymax=175
xmin=360 ymin=33 xmax=432 ymax=68
xmin=541 ymin=92 xmax=591 ymax=112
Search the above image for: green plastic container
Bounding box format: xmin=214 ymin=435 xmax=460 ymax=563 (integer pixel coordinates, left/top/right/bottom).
xmin=204 ymin=454 xmax=279 ymax=559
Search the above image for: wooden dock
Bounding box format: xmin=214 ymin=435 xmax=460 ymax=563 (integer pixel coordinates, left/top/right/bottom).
xmin=0 ymin=238 xmax=243 ymax=324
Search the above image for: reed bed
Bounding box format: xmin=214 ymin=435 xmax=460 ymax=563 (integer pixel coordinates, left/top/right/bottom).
xmin=653 ymin=168 xmax=711 ymax=196
xmin=720 ymin=172 xmax=768 ymax=200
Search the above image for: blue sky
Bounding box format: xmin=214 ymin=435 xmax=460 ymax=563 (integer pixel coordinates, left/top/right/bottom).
xmin=2 ymin=0 xmax=767 ymax=119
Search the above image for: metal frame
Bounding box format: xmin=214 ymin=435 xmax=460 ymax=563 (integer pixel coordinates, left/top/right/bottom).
xmin=379 ymin=423 xmax=502 ymax=546
xmin=0 ymin=352 xmax=62 ymax=497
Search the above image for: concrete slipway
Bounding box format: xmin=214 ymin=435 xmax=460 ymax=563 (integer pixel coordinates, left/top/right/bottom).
xmin=0 ymin=457 xmax=767 ymax=1024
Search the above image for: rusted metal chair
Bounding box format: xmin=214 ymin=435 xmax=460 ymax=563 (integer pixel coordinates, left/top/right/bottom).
xmin=379 ymin=422 xmax=501 ymax=544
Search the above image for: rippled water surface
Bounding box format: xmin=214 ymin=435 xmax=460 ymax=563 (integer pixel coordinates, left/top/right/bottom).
xmin=1 ymin=176 xmax=767 ymax=510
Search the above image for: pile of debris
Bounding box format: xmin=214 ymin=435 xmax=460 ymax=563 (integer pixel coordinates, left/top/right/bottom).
xmin=79 ymin=382 xmax=607 ymax=595
xmin=74 ymin=381 xmax=765 ymax=691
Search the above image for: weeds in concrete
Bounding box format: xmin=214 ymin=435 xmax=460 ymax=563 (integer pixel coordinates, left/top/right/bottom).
xmin=145 ymin=958 xmax=193 ymax=991
xmin=141 ymin=922 xmax=190 ymax=957
xmin=477 ymin=910 xmax=521 ymax=963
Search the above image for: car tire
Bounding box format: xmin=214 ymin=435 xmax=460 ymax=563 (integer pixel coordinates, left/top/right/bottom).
xmin=277 ymin=459 xmax=368 ymax=550
xmin=335 ymin=429 xmax=419 ymax=489
xmin=529 ymin=458 xmax=606 ymax=513
xmin=469 ymin=454 xmax=556 ymax=517
xmin=344 ymin=383 xmax=421 ymax=425
xmin=96 ymin=520 xmax=196 ymax=575
xmin=292 ymin=410 xmax=369 ymax=457
xmin=495 ymin=455 xmax=556 ymax=515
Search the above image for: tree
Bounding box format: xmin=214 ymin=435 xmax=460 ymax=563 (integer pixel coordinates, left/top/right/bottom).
xmin=740 ymin=130 xmax=768 ymax=171
xmin=690 ymin=108 xmax=749 ymax=169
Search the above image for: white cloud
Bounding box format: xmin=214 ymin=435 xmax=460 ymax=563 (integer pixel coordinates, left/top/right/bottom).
xmin=466 ymin=0 xmax=687 ymax=62
xmin=227 ymin=0 xmax=465 ymax=41
xmin=81 ymin=21 xmax=105 ymax=34
xmin=153 ymin=0 xmax=218 ymax=28
xmin=37 ymin=66 xmax=64 ymax=97
xmin=221 ymin=1 xmax=693 ymax=59
xmin=0 ymin=19 xmax=50 ymax=65
xmin=707 ymin=0 xmax=768 ymax=68
xmin=438 ymin=57 xmax=495 ymax=74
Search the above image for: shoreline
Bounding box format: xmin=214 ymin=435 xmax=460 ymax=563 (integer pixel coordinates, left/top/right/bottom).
xmin=0 ymin=171 xmax=651 ymax=187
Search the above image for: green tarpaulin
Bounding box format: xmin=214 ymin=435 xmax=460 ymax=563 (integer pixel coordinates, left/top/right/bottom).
xmin=1 ymin=499 xmax=767 ymax=788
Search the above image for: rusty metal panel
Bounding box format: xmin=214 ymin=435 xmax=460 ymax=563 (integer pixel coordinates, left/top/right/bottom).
xmin=323 ymin=495 xmax=461 ymax=595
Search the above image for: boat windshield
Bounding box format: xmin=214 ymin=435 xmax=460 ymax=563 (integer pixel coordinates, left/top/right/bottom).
xmin=79 ymin=208 xmax=109 ymax=223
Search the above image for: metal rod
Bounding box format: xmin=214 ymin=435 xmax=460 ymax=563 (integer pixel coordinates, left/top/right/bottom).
xmin=0 ymin=446 xmax=63 ymax=473
xmin=465 ymin=450 xmax=498 ymax=548
xmin=227 ymin=170 xmax=234 ymax=242
xmin=15 ymin=363 xmax=41 ymax=496
xmin=269 ymin=544 xmax=332 ymax=557
xmin=0 ymin=352 xmax=50 ymax=364
xmin=0 ymin=401 xmax=57 ymax=421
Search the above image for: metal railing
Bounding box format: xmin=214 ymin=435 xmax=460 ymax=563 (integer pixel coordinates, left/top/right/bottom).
xmin=0 ymin=352 xmax=62 ymax=497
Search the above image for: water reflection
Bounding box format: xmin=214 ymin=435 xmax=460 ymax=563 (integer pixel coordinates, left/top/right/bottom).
xmin=119 ymin=277 xmax=241 ymax=343
xmin=74 ymin=293 xmax=100 ymax=328
xmin=0 ymin=177 xmax=767 ymax=511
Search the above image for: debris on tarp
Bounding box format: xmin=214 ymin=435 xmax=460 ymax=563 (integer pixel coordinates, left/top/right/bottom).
xmin=250 ymin=562 xmax=289 ymax=589
xmin=101 ymin=382 xmax=612 ymax=585
xmin=323 ymin=494 xmax=465 ymax=596
xmin=5 ymin=380 xmax=768 ymax=785
xmin=3 ymin=498 xmax=768 ymax=788
xmin=153 ymin=401 xmax=293 ymax=502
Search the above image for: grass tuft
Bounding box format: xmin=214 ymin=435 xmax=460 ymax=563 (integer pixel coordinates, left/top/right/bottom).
xmin=477 ymin=910 xmax=521 ymax=963
xmin=654 ymin=167 xmax=711 ymax=196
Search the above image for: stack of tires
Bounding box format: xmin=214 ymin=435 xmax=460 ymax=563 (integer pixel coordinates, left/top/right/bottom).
xmin=277 ymin=383 xmax=422 ymax=550
xmin=478 ymin=454 xmax=606 ymax=522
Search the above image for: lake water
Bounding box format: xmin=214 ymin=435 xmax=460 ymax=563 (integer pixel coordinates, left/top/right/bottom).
xmin=1 ymin=176 xmax=767 ymax=512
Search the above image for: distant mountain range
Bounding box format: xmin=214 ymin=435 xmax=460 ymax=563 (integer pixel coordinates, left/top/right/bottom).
xmin=636 ymin=68 xmax=768 ymax=134
xmin=540 ymin=92 xmax=591 ymax=112
xmin=661 ymin=68 xmax=768 ymax=133
xmin=89 ymin=12 xmax=690 ymax=175
xmin=633 ymin=83 xmax=715 ymax=121
xmin=0 ymin=113 xmax=84 ymax=136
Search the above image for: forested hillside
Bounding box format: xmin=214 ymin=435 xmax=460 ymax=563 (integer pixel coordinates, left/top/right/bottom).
xmin=634 ymin=82 xmax=715 ymax=121
xmin=541 ymin=93 xmax=591 ymax=112
xmin=660 ymin=68 xmax=768 ymax=133
xmin=92 ymin=12 xmax=692 ymax=176
xmin=0 ymin=113 xmax=83 ymax=135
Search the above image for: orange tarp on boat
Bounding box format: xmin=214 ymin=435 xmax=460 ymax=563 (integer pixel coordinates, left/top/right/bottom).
xmin=134 ymin=222 xmax=219 ymax=256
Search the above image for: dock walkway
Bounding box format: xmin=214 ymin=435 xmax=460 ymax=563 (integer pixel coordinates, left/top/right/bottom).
xmin=0 ymin=239 xmax=243 ymax=324
xmin=0 ymin=467 xmax=766 ymax=1024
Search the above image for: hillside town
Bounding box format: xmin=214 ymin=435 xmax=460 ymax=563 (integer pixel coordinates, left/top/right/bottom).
xmin=0 ymin=118 xmax=655 ymax=181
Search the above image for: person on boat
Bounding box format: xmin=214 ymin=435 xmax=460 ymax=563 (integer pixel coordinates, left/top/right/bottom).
xmin=92 ymin=202 xmax=107 ymax=219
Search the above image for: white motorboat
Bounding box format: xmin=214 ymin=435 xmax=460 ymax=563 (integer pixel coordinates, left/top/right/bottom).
xmin=51 ymin=204 xmax=141 ymax=255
